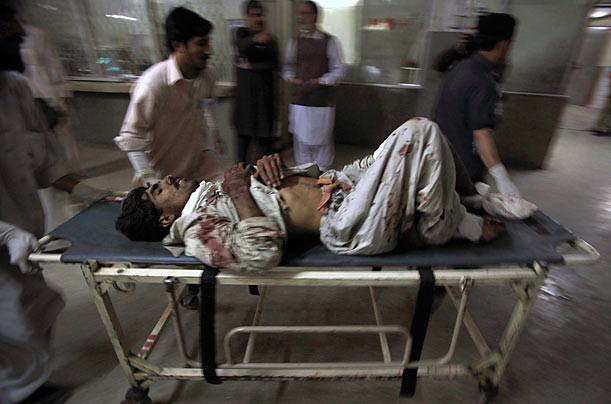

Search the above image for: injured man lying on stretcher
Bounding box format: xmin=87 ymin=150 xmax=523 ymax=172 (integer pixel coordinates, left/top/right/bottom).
xmin=115 ymin=118 xmax=511 ymax=273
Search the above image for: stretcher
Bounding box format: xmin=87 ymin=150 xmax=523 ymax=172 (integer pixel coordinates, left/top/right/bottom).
xmin=30 ymin=201 xmax=599 ymax=404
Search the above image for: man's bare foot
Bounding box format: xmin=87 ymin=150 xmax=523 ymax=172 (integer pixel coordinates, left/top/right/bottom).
xmin=481 ymin=217 xmax=505 ymax=242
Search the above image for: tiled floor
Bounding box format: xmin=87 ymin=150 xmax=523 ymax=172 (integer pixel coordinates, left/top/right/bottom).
xmin=41 ymin=104 xmax=609 ymax=404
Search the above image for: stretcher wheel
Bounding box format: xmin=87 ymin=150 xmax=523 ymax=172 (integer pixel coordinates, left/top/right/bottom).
xmin=477 ymin=385 xmax=498 ymax=404
xmin=477 ymin=394 xmax=493 ymax=404
xmin=124 ymin=387 xmax=152 ymax=404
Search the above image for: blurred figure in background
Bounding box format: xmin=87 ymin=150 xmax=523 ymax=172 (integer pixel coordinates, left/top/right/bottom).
xmin=283 ymin=0 xmax=344 ymax=171
xmin=19 ymin=22 xmax=81 ymax=232
xmin=590 ymin=70 xmax=611 ymax=136
xmin=434 ymin=13 xmax=521 ymax=197
xmin=233 ymin=0 xmax=279 ymax=164
xmin=0 ymin=5 xmax=71 ymax=403
xmin=115 ymin=6 xmax=225 ymax=187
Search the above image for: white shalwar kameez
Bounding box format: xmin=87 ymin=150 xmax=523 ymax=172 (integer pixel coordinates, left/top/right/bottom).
xmin=0 ymin=72 xmax=66 ymax=403
xmin=283 ymin=29 xmax=344 ymax=170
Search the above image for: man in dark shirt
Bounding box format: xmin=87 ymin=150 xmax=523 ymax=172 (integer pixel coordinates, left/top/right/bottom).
xmin=434 ymin=13 xmax=520 ymax=197
xmin=233 ymin=0 xmax=279 ymax=164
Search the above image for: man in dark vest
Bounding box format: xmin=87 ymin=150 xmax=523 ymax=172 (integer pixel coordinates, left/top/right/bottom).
xmin=283 ymin=0 xmax=344 ymax=171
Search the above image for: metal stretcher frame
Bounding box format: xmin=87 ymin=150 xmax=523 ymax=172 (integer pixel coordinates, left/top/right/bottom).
xmin=30 ymin=202 xmax=600 ymax=404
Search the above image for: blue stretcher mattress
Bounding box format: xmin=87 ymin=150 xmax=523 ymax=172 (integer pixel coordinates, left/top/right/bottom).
xmin=49 ymin=201 xmax=576 ymax=267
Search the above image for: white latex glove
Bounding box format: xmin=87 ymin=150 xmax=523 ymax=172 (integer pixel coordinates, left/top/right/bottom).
xmin=70 ymin=182 xmax=111 ymax=204
xmin=0 ymin=223 xmax=41 ymax=274
xmin=488 ymin=164 xmax=520 ymax=197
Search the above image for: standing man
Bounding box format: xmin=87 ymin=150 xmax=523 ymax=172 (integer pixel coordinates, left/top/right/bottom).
xmin=115 ymin=7 xmax=224 ymax=187
xmin=233 ymin=0 xmax=279 ymax=164
xmin=0 ymin=5 xmax=70 ymax=403
xmin=283 ymin=0 xmax=344 ymax=171
xmin=434 ymin=13 xmax=520 ymax=196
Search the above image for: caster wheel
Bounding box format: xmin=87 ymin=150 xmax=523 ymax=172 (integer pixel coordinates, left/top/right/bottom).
xmin=124 ymin=387 xmax=152 ymax=404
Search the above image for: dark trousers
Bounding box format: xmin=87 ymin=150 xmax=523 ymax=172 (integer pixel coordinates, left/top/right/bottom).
xmin=237 ymin=135 xmax=275 ymax=164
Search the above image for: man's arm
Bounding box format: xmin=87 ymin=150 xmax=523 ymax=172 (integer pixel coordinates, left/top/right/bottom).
xmin=201 ymin=72 xmax=224 ymax=155
xmin=473 ymin=128 xmax=501 ymax=169
xmin=166 ymin=163 xmax=285 ymax=272
xmin=473 ymin=128 xmax=519 ymax=195
xmin=282 ymin=39 xmax=300 ymax=84
xmin=222 ymin=163 xmax=263 ymax=219
xmin=317 ymin=36 xmax=344 ymax=86
xmin=468 ymin=84 xmax=520 ymax=196
xmin=114 ymin=82 xmax=159 ymax=184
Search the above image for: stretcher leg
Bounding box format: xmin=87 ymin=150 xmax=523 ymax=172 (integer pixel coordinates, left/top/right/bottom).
xmin=493 ymin=263 xmax=548 ymax=384
xmin=472 ymin=262 xmax=548 ymax=396
xmin=80 ymin=260 xmax=151 ymax=402
xmin=446 ymin=285 xmax=491 ymax=358
xmin=164 ymin=277 xmax=199 ymax=367
xmin=243 ymin=286 xmax=267 ymax=363
xmin=369 ymin=286 xmax=391 ymax=363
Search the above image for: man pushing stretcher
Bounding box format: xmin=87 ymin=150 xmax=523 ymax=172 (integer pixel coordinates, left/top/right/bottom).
xmin=116 ymin=118 xmax=514 ymax=273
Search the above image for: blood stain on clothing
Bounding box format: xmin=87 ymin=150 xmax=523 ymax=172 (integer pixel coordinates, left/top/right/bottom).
xmin=198 ymin=216 xmax=236 ymax=267
xmin=398 ymin=142 xmax=413 ymax=156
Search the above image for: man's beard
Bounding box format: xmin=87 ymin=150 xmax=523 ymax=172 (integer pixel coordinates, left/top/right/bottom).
xmin=0 ymin=49 xmax=25 ymax=73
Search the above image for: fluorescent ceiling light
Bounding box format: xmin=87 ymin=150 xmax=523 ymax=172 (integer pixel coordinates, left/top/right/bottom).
xmin=592 ymin=11 xmax=609 ymax=18
xmin=37 ymin=3 xmax=58 ymax=11
xmin=589 ymin=26 xmax=609 ymax=30
xmin=318 ymin=0 xmax=360 ymax=8
xmin=105 ymin=14 xmax=138 ymax=22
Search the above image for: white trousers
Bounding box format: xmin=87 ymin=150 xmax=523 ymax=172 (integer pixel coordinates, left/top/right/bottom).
xmin=319 ymin=118 xmax=466 ymax=255
xmin=293 ymin=139 xmax=335 ymax=171
xmin=0 ymin=254 xmax=64 ymax=404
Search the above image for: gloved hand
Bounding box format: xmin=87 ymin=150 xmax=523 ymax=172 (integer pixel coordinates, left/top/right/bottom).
xmin=488 ymin=164 xmax=520 ymax=197
xmin=0 ymin=223 xmax=41 ymax=274
xmin=70 ymin=182 xmax=111 ymax=204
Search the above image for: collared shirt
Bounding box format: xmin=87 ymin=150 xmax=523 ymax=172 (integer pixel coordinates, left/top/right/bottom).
xmin=114 ymin=56 xmax=219 ymax=181
xmin=434 ymin=53 xmax=498 ymax=181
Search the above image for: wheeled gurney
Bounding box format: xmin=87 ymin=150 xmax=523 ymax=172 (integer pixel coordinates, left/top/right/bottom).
xmin=30 ymin=200 xmax=599 ymax=403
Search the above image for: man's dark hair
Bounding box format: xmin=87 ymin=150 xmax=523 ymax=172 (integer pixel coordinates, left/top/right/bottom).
xmin=477 ymin=13 xmax=516 ymax=51
xmin=303 ymin=1 xmax=318 ymax=17
xmin=0 ymin=3 xmax=25 ymax=72
xmin=115 ymin=187 xmax=170 ymax=241
xmin=245 ymin=0 xmax=264 ymax=15
xmin=165 ymin=7 xmax=213 ymax=52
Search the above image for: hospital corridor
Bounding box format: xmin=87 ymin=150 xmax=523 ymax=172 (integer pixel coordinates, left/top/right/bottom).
xmin=1 ymin=1 xmax=610 ymax=404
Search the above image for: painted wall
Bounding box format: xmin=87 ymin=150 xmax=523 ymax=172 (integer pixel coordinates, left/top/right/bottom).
xmin=504 ymin=1 xmax=591 ymax=94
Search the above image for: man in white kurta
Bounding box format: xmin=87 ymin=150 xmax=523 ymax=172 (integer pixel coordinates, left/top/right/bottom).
xmin=283 ymin=1 xmax=344 ymax=170
xmin=114 ymin=7 xmax=224 ymax=187
xmin=0 ymin=69 xmax=66 ymax=404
